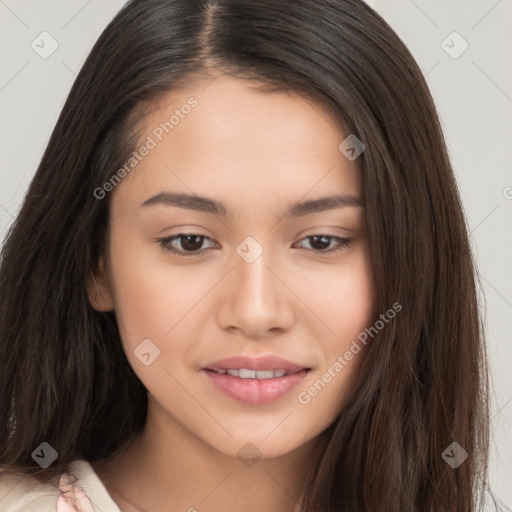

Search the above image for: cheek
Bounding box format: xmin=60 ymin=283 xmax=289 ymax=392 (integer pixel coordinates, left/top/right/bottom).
xmin=297 ymin=251 xmax=375 ymax=340
xmin=327 ymin=256 xmax=375 ymax=371
xmin=334 ymin=264 xmax=375 ymax=332
xmin=107 ymin=234 xmax=205 ymax=340
xmin=295 ymin=255 xmax=374 ymax=416
xmin=106 ymin=237 xmax=200 ymax=397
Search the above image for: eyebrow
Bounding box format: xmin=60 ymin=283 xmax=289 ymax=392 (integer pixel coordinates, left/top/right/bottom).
xmin=140 ymin=192 xmax=364 ymax=218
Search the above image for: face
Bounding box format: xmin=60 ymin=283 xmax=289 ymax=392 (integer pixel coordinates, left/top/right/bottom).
xmin=89 ymin=74 xmax=375 ymax=460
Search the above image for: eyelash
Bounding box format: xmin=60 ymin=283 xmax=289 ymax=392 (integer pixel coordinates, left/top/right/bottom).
xmin=157 ymin=233 xmax=352 ymax=257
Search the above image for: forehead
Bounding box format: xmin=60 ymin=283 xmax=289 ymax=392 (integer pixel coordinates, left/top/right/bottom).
xmin=111 ymin=74 xmax=362 ymax=215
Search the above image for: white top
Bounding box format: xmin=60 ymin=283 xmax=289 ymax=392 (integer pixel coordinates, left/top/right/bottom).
xmin=0 ymin=459 xmax=121 ymax=511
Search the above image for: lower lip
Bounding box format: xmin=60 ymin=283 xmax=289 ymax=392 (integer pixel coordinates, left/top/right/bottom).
xmin=202 ymin=369 xmax=309 ymax=405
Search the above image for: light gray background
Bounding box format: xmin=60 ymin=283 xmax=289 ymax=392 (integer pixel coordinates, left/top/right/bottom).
xmin=1 ymin=0 xmax=511 ymax=507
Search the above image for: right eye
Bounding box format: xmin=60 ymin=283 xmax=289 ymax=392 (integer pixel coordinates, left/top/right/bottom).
xmin=158 ymin=234 xmax=219 ymax=256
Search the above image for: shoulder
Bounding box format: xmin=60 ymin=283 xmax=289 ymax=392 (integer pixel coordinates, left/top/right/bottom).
xmin=0 ymin=467 xmax=60 ymax=511
xmin=0 ymin=459 xmax=116 ymax=512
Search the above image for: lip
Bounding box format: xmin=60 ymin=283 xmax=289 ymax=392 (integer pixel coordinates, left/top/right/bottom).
xmin=202 ymin=355 xmax=311 ymax=405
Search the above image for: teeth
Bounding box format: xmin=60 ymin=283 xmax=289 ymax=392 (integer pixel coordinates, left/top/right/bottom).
xmin=213 ymin=368 xmax=289 ymax=379
xmin=254 ymin=370 xmax=274 ymax=379
xmin=238 ymin=369 xmax=256 ymax=378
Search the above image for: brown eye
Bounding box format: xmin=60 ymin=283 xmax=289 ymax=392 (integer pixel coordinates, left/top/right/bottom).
xmin=159 ymin=234 xmax=217 ymax=256
xmin=293 ymin=235 xmax=351 ymax=253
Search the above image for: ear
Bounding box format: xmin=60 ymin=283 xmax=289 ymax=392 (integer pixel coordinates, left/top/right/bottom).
xmin=86 ymin=255 xmax=115 ymax=312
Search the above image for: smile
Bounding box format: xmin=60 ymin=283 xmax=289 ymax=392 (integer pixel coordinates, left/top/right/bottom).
xmin=207 ymin=368 xmax=289 ymax=379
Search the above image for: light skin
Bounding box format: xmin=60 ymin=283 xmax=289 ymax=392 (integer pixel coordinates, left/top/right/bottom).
xmin=88 ymin=73 xmax=375 ymax=512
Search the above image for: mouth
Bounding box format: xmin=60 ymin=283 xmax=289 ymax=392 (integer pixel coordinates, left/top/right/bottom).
xmin=203 ymin=367 xmax=306 ymax=379
xmin=201 ymin=355 xmax=311 ymax=405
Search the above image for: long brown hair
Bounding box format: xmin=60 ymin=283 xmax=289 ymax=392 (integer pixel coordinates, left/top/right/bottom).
xmin=0 ymin=0 xmax=491 ymax=510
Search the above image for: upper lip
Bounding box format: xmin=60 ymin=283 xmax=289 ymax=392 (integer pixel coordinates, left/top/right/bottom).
xmin=203 ymin=355 xmax=310 ymax=373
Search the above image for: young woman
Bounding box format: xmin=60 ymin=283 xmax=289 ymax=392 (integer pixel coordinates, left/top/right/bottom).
xmin=0 ymin=0 xmax=492 ymax=510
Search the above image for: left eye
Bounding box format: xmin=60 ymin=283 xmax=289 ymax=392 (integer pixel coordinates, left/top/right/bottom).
xmin=292 ymin=235 xmax=351 ymax=253
xmin=158 ymin=234 xmax=351 ymax=256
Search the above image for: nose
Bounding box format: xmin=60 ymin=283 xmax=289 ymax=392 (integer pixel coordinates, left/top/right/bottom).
xmin=216 ymin=246 xmax=295 ymax=338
